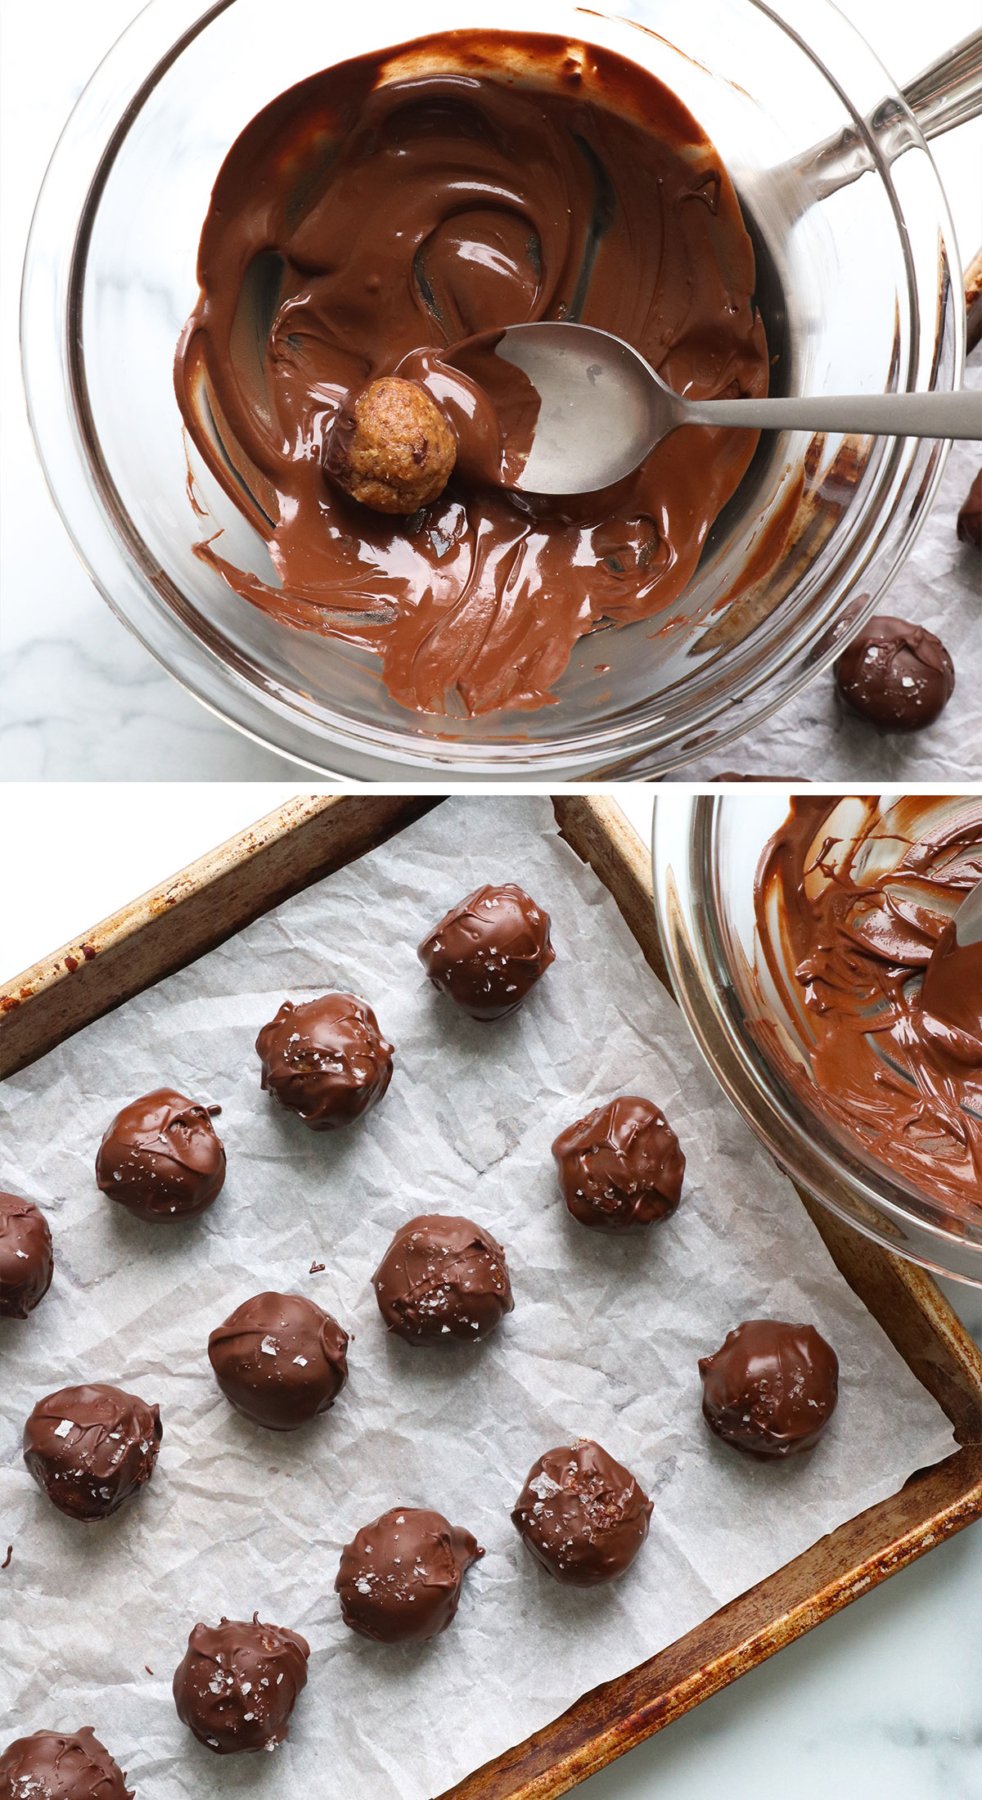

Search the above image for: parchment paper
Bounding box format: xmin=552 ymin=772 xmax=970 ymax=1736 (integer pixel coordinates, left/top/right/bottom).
xmin=0 ymin=798 xmax=955 ymax=1795
xmin=675 ymin=344 xmax=982 ymax=781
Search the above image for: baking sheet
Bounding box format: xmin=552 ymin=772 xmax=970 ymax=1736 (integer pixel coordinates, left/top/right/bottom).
xmin=0 ymin=798 xmax=955 ymax=1796
xmin=675 ymin=344 xmax=982 ymax=781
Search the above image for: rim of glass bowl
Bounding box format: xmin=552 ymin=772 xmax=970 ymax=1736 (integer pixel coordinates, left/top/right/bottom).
xmin=21 ymin=0 xmax=964 ymax=780
xmin=652 ymin=793 xmax=982 ymax=1286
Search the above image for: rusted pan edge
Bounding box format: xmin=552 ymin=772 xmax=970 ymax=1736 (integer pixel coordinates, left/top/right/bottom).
xmin=440 ymin=1445 xmax=982 ymax=1800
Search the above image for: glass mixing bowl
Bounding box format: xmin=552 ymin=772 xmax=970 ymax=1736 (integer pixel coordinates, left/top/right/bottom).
xmin=22 ymin=0 xmax=976 ymax=778
xmin=653 ymin=791 xmax=982 ymax=1284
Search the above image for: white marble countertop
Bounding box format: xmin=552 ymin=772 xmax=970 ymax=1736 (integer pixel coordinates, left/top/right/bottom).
xmin=1 ymin=2 xmax=980 ymax=781
xmin=5 ymin=785 xmax=982 ymax=1796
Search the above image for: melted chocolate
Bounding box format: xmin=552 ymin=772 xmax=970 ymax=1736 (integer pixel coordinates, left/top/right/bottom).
xmin=173 ymin=1616 xmax=309 ymax=1753
xmin=418 ymin=883 xmax=555 ymax=1019
xmin=336 ymin=1506 xmax=483 ymax=1643
xmin=552 ymin=1095 xmax=685 ymax=1230
xmin=0 ymin=1728 xmax=133 ymax=1800
xmin=208 ymin=1290 xmax=349 ymax=1430
xmin=23 ymin=1383 xmax=162 ymax=1522
xmin=255 ymin=992 xmax=394 ymax=1130
xmin=699 ymin=1319 xmax=839 ymax=1457
xmin=0 ymin=1193 xmax=54 ymax=1319
xmin=834 ymin=615 xmax=954 ymax=730
xmin=512 ymin=1439 xmax=651 ymax=1585
xmin=175 ymin=31 xmax=768 ymax=717
xmin=373 ymin=1213 xmax=513 ymax=1344
xmin=95 ymin=1090 xmax=225 ymax=1222
xmin=753 ymin=797 xmax=982 ymax=1205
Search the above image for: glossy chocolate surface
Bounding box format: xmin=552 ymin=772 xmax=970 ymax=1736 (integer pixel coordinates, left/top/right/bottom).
xmin=23 ymin=1383 xmax=162 ymax=1522
xmin=173 ymin=1616 xmax=309 ymax=1754
xmin=552 ymin=1095 xmax=685 ymax=1230
xmin=175 ymin=31 xmax=768 ymax=718
xmin=834 ymin=615 xmax=954 ymax=730
xmin=255 ymin=992 xmax=394 ymax=1130
xmin=0 ymin=1728 xmax=133 ymax=1799
xmin=373 ymin=1213 xmax=513 ymax=1344
xmin=418 ymin=883 xmax=554 ymax=1020
xmin=95 ymin=1090 xmax=225 ymax=1223
xmin=0 ymin=1193 xmax=54 ymax=1319
xmin=699 ymin=1319 xmax=839 ymax=1457
xmin=754 ymin=796 xmax=982 ymax=1206
xmin=208 ymin=1290 xmax=349 ymax=1430
xmin=336 ymin=1506 xmax=483 ymax=1643
xmin=512 ymin=1439 xmax=652 ymax=1585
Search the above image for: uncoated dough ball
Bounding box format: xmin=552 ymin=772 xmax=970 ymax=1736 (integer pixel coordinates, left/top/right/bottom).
xmin=326 ymin=376 xmax=457 ymax=514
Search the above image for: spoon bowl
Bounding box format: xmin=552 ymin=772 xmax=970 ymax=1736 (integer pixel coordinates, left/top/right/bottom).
xmin=497 ymin=322 xmax=982 ymax=496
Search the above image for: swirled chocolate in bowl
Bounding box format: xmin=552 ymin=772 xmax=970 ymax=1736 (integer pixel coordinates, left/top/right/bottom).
xmin=175 ymin=31 xmax=768 ymax=718
xmin=753 ymin=797 xmax=982 ymax=1209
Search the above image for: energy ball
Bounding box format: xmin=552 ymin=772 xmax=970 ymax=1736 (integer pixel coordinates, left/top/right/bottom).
xmin=834 ymin=615 xmax=954 ymax=729
xmin=0 ymin=1192 xmax=54 ymax=1318
xmin=418 ymin=883 xmax=555 ymax=1020
xmin=552 ymin=1095 xmax=685 ymax=1231
xmin=373 ymin=1214 xmax=513 ymax=1345
xmin=255 ymin=991 xmax=394 ymax=1130
xmin=325 ymin=376 xmax=456 ymax=514
xmin=699 ymin=1319 xmax=839 ymax=1458
xmin=0 ymin=1727 xmax=133 ymax=1799
xmin=173 ymin=1616 xmax=310 ymax=1754
xmin=336 ymin=1506 xmax=483 ymax=1643
xmin=23 ymin=1382 xmax=162 ymax=1522
xmin=208 ymin=1291 xmax=349 ymax=1430
xmin=95 ymin=1089 xmax=225 ymax=1222
xmin=512 ymin=1440 xmax=652 ymax=1586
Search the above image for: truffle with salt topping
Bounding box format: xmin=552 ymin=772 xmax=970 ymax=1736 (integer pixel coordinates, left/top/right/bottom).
xmin=373 ymin=1214 xmax=513 ymax=1345
xmin=255 ymin=991 xmax=394 ymax=1130
xmin=172 ymin=1616 xmax=310 ymax=1753
xmin=0 ymin=1727 xmax=133 ymax=1798
xmin=23 ymin=1382 xmax=161 ymax=1521
xmin=336 ymin=1506 xmax=483 ymax=1643
xmin=418 ymin=883 xmax=555 ymax=1020
xmin=0 ymin=1192 xmax=54 ymax=1318
xmin=208 ymin=1291 xmax=349 ymax=1430
xmin=512 ymin=1439 xmax=652 ymax=1586
xmin=552 ymin=1095 xmax=685 ymax=1230
xmin=95 ymin=1089 xmax=225 ymax=1222
xmin=698 ymin=1319 xmax=839 ymax=1457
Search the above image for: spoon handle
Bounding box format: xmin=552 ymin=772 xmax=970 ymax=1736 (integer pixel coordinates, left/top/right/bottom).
xmin=684 ymin=388 xmax=982 ymax=440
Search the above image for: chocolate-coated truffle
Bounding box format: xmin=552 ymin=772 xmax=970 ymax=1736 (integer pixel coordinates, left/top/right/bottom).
xmin=336 ymin=1507 xmax=483 ymax=1643
xmin=552 ymin=1096 xmax=685 ymax=1231
xmin=23 ymin=1382 xmax=162 ymax=1521
xmin=326 ymin=376 xmax=457 ymax=514
xmin=512 ymin=1439 xmax=652 ymax=1586
xmin=208 ymin=1291 xmax=349 ymax=1431
xmin=834 ymin=615 xmax=954 ymax=729
xmin=173 ymin=1616 xmax=309 ymax=1754
xmin=255 ymin=991 xmax=394 ymax=1130
xmin=699 ymin=1319 xmax=839 ymax=1458
xmin=958 ymin=468 xmax=982 ymax=550
xmin=418 ymin=883 xmax=555 ymax=1020
xmin=373 ymin=1214 xmax=513 ymax=1345
xmin=0 ymin=1192 xmax=54 ymax=1318
xmin=0 ymin=1727 xmax=133 ymax=1799
xmin=95 ymin=1089 xmax=225 ymax=1222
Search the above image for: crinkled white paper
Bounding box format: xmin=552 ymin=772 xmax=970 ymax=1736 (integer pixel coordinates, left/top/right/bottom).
xmin=0 ymin=798 xmax=955 ymax=1795
xmin=676 ymin=345 xmax=982 ymax=781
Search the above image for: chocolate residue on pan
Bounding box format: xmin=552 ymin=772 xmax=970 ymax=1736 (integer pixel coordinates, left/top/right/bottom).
xmin=175 ymin=31 xmax=768 ymax=717
xmin=752 ymin=796 xmax=982 ymax=1206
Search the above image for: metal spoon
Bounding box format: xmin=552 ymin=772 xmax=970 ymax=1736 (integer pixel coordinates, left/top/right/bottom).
xmin=920 ymin=877 xmax=982 ymax=1039
xmin=496 ymin=322 xmax=982 ymax=495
